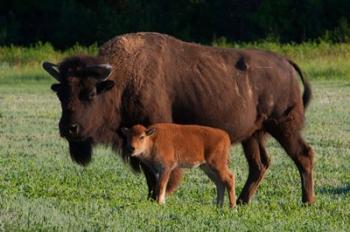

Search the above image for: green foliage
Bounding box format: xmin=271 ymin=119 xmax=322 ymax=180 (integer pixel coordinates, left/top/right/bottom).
xmin=0 ymin=77 xmax=349 ymax=231
xmin=0 ymin=42 xmax=97 ymax=65
xmin=0 ymin=43 xmax=98 ymax=84
xmin=1 ymin=0 xmax=350 ymax=47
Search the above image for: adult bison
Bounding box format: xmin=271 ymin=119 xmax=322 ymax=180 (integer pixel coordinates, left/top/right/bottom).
xmin=43 ymin=32 xmax=315 ymax=204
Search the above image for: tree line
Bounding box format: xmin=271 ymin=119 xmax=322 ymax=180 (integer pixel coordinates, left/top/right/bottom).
xmin=1 ymin=0 xmax=350 ymax=48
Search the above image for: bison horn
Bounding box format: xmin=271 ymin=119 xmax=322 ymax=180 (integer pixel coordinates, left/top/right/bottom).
xmin=84 ymin=64 xmax=112 ymax=81
xmin=96 ymin=64 xmax=112 ymax=70
xmin=42 ymin=62 xmax=60 ymax=81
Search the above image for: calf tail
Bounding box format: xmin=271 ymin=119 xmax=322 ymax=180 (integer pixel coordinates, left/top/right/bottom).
xmin=288 ymin=59 xmax=312 ymax=109
xmin=166 ymin=168 xmax=183 ymax=194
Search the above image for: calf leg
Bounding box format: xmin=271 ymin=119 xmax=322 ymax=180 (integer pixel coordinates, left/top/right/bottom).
xmin=238 ymin=132 xmax=270 ymax=204
xmin=166 ymin=168 xmax=183 ymax=195
xmin=201 ymin=164 xmax=236 ymax=208
xmin=217 ymin=168 xmax=236 ymax=208
xmin=156 ymin=168 xmax=172 ymax=204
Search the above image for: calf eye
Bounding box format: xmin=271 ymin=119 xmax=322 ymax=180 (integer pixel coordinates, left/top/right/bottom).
xmin=140 ymin=135 xmax=145 ymax=140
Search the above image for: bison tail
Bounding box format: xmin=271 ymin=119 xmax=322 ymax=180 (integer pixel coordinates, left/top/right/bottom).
xmin=288 ymin=59 xmax=312 ymax=109
xmin=166 ymin=168 xmax=183 ymax=194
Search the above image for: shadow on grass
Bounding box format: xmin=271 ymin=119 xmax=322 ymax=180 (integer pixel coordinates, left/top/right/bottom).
xmin=318 ymin=184 xmax=350 ymax=195
xmin=307 ymin=67 xmax=349 ymax=80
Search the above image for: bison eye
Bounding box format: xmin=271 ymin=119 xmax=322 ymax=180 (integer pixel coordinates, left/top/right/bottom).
xmin=80 ymin=89 xmax=96 ymax=101
xmin=88 ymin=91 xmax=96 ymax=99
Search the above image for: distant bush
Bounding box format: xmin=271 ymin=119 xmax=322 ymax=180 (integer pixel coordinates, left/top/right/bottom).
xmin=0 ymin=42 xmax=98 ymax=65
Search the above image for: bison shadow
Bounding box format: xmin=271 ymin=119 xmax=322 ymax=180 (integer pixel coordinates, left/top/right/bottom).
xmin=318 ymin=184 xmax=350 ymax=195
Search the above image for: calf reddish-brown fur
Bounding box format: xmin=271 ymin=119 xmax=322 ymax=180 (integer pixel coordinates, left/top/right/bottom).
xmin=122 ymin=123 xmax=235 ymax=207
xmin=43 ymin=32 xmax=315 ymax=204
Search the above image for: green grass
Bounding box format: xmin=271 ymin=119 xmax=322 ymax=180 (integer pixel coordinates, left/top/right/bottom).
xmin=1 ymin=41 xmax=350 ymax=86
xmin=0 ymin=44 xmax=350 ymax=231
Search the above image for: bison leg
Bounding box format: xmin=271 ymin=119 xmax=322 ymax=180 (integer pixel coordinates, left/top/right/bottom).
xmin=269 ymin=129 xmax=315 ymax=204
xmin=238 ymin=132 xmax=270 ymax=204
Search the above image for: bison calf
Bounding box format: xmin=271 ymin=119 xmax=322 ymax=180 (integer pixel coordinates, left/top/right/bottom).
xmin=121 ymin=123 xmax=236 ymax=208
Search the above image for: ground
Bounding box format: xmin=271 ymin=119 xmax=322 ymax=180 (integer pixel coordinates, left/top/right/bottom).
xmin=0 ymin=80 xmax=349 ymax=231
xmin=0 ymin=42 xmax=350 ymax=231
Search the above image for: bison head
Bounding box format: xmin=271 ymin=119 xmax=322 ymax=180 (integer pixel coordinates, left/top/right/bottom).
xmin=43 ymin=56 xmax=115 ymax=165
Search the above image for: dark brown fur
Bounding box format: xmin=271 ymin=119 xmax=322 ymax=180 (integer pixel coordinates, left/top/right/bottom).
xmin=43 ymin=32 xmax=315 ymax=204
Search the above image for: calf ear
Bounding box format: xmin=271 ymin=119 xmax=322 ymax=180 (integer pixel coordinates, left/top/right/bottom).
xmin=120 ymin=127 xmax=129 ymax=136
xmin=145 ymin=127 xmax=156 ymax=136
xmin=43 ymin=62 xmax=60 ymax=81
xmin=96 ymin=80 xmax=115 ymax=94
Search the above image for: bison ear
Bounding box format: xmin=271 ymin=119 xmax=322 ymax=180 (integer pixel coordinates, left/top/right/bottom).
xmin=120 ymin=127 xmax=129 ymax=136
xmin=43 ymin=62 xmax=60 ymax=81
xmin=96 ymin=80 xmax=115 ymax=94
xmin=145 ymin=127 xmax=156 ymax=136
xmin=51 ymin=83 xmax=61 ymax=92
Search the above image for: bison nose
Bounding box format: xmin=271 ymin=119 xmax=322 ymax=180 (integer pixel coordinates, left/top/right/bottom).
xmin=127 ymin=145 xmax=135 ymax=153
xmin=68 ymin=123 xmax=80 ymax=136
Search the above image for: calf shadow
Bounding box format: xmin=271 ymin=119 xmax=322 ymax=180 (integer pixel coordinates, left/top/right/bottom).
xmin=318 ymin=183 xmax=350 ymax=195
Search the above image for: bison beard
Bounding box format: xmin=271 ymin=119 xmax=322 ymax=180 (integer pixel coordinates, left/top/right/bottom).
xmin=68 ymin=139 xmax=92 ymax=166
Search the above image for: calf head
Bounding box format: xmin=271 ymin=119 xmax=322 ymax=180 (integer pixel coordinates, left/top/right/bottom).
xmin=43 ymin=56 xmax=115 ymax=165
xmin=121 ymin=125 xmax=156 ymax=157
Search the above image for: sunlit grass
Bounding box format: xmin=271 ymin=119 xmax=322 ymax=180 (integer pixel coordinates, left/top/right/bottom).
xmin=0 ymin=44 xmax=349 ymax=231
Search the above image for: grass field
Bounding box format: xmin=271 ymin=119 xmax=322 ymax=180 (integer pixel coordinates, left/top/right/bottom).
xmin=0 ymin=43 xmax=350 ymax=231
